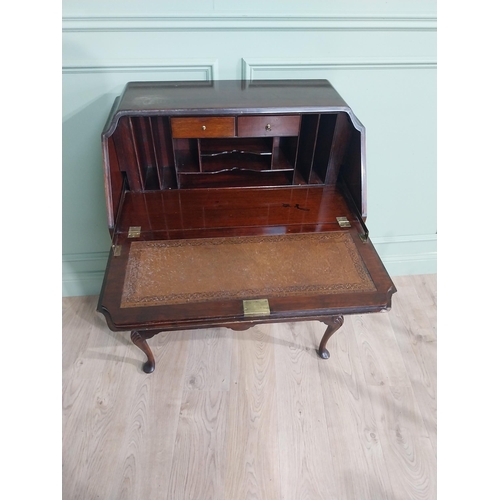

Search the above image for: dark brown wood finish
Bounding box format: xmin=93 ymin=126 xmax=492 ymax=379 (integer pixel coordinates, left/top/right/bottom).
xmin=97 ymin=79 xmax=396 ymax=373
xmin=324 ymin=112 xmax=352 ymax=185
xmin=171 ymin=116 xmax=236 ymax=138
xmin=237 ymin=115 xmax=300 ymax=137
xmin=114 ymin=186 xmax=353 ymax=235
xmin=318 ymin=315 xmax=345 ymax=359
xmin=130 ymin=330 xmax=162 ymax=373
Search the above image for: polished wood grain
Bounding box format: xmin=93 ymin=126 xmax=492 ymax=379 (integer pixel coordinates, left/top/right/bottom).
xmin=111 ymin=80 xmax=348 ymax=119
xmin=318 ymin=314 xmax=344 ymax=359
xmin=130 ymin=330 xmax=162 ymax=373
xmin=63 ymin=274 xmax=436 ymax=500
xmin=171 ymin=117 xmax=235 ymax=139
xmin=237 ymin=114 xmax=300 ymax=137
xmin=114 ymin=186 xmax=353 ymax=235
xmin=177 ymin=167 xmax=294 ymax=188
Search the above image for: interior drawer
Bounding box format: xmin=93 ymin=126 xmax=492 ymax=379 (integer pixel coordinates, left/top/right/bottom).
xmin=171 ymin=117 xmax=235 ymax=138
xmin=238 ymin=115 xmax=300 ymax=137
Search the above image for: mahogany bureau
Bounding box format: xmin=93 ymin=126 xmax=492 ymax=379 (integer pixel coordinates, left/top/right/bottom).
xmin=97 ymin=79 xmax=396 ymax=373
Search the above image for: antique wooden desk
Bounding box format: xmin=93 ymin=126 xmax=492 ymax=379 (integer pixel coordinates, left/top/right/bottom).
xmin=97 ymin=80 xmax=396 ymax=373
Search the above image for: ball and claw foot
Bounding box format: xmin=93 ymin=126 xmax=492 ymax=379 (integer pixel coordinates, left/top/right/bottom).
xmin=318 ymin=315 xmax=344 ymax=360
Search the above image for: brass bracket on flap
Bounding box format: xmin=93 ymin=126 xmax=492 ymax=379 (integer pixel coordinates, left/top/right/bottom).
xmin=356 ymin=217 xmax=369 ymax=243
xmin=128 ymin=226 xmax=141 ymax=238
xmin=243 ymin=299 xmax=270 ymax=317
xmin=336 ymin=216 xmax=369 ymax=243
xmin=336 ymin=216 xmax=351 ymax=228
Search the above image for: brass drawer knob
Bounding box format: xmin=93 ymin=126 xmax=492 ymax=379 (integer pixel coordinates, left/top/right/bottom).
xmin=201 ymin=125 xmax=207 ymax=131
xmin=265 ymin=123 xmax=271 ymax=131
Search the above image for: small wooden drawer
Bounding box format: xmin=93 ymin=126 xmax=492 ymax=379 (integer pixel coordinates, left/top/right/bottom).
xmin=238 ymin=115 xmax=300 ymax=137
xmin=171 ymin=117 xmax=235 ymax=138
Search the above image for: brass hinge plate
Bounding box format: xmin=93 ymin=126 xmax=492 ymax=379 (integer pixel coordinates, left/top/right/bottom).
xmin=128 ymin=226 xmax=141 ymax=238
xmin=336 ymin=217 xmax=351 ymax=228
xmin=243 ymin=299 xmax=270 ymax=317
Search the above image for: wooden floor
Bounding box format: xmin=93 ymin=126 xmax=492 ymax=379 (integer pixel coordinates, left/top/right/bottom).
xmin=62 ymin=274 xmax=436 ymax=500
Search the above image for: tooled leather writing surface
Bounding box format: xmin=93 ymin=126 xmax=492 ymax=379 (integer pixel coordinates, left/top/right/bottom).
xmin=120 ymin=232 xmax=376 ymax=308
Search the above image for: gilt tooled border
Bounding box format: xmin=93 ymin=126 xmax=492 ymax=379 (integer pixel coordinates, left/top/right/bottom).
xmin=121 ymin=232 xmax=376 ymax=308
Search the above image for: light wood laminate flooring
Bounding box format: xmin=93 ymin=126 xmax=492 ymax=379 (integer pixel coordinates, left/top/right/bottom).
xmin=62 ymin=274 xmax=436 ymax=500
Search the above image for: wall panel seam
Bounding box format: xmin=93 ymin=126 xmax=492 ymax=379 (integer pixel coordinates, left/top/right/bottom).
xmin=371 ymin=234 xmax=437 ymax=245
xmin=241 ymin=57 xmax=437 ymax=80
xmin=61 ymin=58 xmax=436 ymax=75
xmin=63 ymin=252 xmax=110 ymax=263
xmin=62 ymin=15 xmax=437 ymax=33
xmin=62 ymin=59 xmax=219 ymax=77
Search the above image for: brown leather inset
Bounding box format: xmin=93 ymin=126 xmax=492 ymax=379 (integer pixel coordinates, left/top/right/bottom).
xmin=120 ymin=232 xmax=376 ymax=308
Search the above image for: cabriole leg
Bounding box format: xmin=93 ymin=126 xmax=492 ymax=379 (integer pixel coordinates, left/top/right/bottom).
xmin=131 ymin=330 xmax=161 ymax=373
xmin=318 ymin=315 xmax=344 ymax=360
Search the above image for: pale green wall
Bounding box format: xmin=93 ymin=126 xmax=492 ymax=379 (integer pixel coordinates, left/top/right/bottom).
xmin=62 ymin=1 xmax=437 ymax=296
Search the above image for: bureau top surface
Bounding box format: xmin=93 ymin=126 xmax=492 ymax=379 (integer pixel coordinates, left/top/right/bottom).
xmin=111 ymin=79 xmax=350 ymax=117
